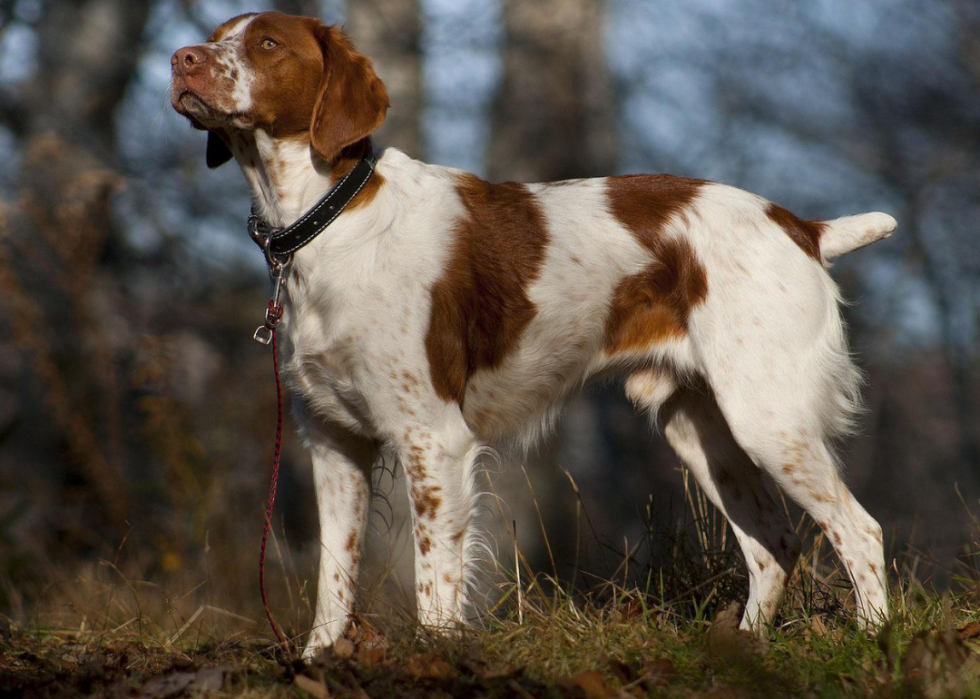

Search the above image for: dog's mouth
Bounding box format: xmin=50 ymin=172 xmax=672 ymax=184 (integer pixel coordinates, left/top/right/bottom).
xmin=175 ymin=90 xmax=212 ymax=117
xmin=173 ymin=89 xmax=253 ymax=127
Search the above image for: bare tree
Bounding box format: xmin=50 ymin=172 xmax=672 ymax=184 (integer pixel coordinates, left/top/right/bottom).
xmin=489 ymin=0 xmax=617 ymax=182
xmin=348 ymin=0 xmax=422 ymax=157
xmin=273 ymin=0 xmax=322 ymax=16
xmin=2 ymin=0 xmax=155 ymax=528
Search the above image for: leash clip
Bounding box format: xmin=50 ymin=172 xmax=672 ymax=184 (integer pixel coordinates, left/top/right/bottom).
xmin=253 ymin=258 xmax=290 ymax=345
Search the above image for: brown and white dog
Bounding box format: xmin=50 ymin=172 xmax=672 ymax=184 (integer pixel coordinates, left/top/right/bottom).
xmin=171 ymin=12 xmax=895 ymax=656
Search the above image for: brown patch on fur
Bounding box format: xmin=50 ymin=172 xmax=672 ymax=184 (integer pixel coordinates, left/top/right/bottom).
xmin=603 ymin=176 xmax=707 ymax=354
xmin=403 ymin=442 xmax=443 ymax=520
xmin=227 ymin=14 xmax=328 ymax=136
xmin=419 ymin=536 xmax=432 ymax=556
xmin=765 ymin=203 xmax=827 ymax=261
xmin=310 ymin=25 xmax=389 ymax=163
xmin=412 ymin=485 xmax=443 ymax=520
xmin=205 ymin=13 xmax=388 ymax=205
xmin=604 ymin=238 xmax=708 ymax=353
xmin=345 ymin=531 xmax=357 ymax=552
xmin=425 ymin=174 xmax=550 ymax=403
xmin=607 ymin=175 xmax=705 ymax=238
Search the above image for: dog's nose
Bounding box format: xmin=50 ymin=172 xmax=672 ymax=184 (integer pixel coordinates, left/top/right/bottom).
xmin=171 ymin=46 xmax=208 ymax=75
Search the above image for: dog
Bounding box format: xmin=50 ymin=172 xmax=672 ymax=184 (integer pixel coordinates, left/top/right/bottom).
xmin=170 ymin=11 xmax=895 ymax=656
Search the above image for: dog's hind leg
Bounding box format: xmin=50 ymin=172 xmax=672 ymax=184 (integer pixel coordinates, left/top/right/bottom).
xmin=693 ymin=281 xmax=888 ymax=625
xmin=716 ymin=405 xmax=888 ymax=626
xmin=627 ymin=369 xmax=802 ymax=631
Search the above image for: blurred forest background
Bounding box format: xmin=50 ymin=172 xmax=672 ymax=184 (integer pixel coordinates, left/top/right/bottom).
xmin=1 ymin=0 xmax=979 ymax=634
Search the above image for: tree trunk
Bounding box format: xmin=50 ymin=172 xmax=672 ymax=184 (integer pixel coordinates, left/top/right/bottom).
xmin=489 ymin=0 xmax=617 ymax=182
xmin=347 ymin=0 xmax=422 ymax=158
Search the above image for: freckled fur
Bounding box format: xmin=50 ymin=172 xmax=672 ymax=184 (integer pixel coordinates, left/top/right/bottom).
xmin=171 ymin=10 xmax=898 ymax=659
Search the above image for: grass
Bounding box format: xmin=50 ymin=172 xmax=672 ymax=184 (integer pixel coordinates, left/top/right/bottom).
xmin=5 ymin=579 xmax=980 ymax=698
xmin=5 ymin=479 xmax=980 ymax=698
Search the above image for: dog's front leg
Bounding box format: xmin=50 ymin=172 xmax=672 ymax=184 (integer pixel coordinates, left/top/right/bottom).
xmin=302 ymin=422 xmax=378 ymax=659
xmin=395 ymin=413 xmax=481 ymax=632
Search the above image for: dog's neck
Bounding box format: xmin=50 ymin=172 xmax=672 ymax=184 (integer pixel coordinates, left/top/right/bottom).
xmin=226 ymin=129 xmax=373 ymax=229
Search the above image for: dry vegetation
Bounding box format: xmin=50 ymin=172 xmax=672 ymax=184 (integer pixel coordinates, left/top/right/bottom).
xmin=5 ymin=486 xmax=980 ymax=699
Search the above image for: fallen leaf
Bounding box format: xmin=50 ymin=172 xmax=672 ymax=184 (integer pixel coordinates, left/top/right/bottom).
xmin=810 ymin=615 xmax=828 ymax=638
xmin=404 ymin=653 xmax=458 ymax=679
xmin=640 ymin=658 xmax=677 ymax=687
xmin=958 ymin=621 xmax=980 ymax=640
xmin=295 ymin=674 xmax=331 ymax=699
xmin=354 ymin=645 xmax=386 ymax=666
xmin=562 ymin=669 xmax=613 ymax=699
xmin=332 ymin=638 xmax=355 ymax=659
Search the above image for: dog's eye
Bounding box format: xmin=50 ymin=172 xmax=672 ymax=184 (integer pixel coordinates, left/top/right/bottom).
xmin=261 ymin=37 xmax=279 ymax=50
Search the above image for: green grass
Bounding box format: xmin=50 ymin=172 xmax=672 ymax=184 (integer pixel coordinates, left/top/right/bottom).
xmin=6 ymin=478 xmax=980 ymax=697
xmin=5 ymin=566 xmax=980 ymax=698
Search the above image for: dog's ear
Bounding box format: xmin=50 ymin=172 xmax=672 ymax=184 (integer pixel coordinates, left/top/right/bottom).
xmin=206 ymin=131 xmax=233 ymax=169
xmin=310 ymin=25 xmax=389 ymax=163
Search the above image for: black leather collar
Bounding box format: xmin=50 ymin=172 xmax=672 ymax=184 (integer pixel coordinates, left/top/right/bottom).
xmin=247 ymin=150 xmax=377 ymax=262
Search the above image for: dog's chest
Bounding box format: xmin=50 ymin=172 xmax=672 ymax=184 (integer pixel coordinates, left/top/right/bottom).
xmin=279 ymin=247 xmax=438 ymax=436
xmin=280 ymin=280 xmax=386 ymax=434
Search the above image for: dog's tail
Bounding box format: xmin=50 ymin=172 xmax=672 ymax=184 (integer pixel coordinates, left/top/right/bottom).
xmin=819 ymin=212 xmax=897 ymax=261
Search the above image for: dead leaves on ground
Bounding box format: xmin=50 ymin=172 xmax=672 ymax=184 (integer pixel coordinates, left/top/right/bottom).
xmin=13 ymin=613 xmax=980 ymax=698
xmin=298 ymin=633 xmax=542 ymax=698
xmin=295 ymin=621 xmax=682 ymax=699
xmin=136 ymin=667 xmax=229 ymax=698
xmin=892 ymin=622 xmax=980 ymax=699
xmin=0 ymin=638 xmax=238 ymax=699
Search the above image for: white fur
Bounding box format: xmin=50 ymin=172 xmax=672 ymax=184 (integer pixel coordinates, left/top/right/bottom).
xmin=276 ymin=153 xmax=888 ymax=653
xmin=174 ymin=26 xmax=893 ymax=657
xmin=821 ymin=212 xmax=897 ymax=261
xmin=209 ymin=16 xmax=256 ymax=121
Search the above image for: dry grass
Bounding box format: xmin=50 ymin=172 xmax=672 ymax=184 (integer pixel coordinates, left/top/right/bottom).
xmin=6 ymin=476 xmax=980 ymax=699
xmin=5 ymin=572 xmax=980 ymax=698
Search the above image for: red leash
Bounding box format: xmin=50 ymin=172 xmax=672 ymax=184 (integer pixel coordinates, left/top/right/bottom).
xmin=258 ymin=298 xmax=288 ymax=647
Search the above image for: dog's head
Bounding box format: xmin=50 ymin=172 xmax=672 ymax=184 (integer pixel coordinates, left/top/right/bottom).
xmin=170 ymin=11 xmax=388 ymax=168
